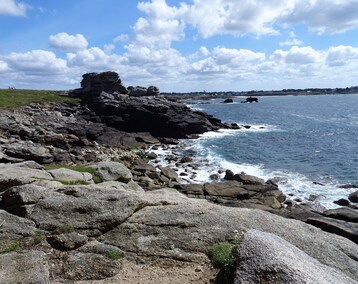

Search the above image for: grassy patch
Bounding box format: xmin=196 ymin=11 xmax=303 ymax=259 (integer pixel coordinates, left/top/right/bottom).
xmin=1 ymin=240 xmax=21 ymax=253
xmin=0 ymin=89 xmax=80 ymax=109
xmin=59 ymin=180 xmax=90 ymax=185
xmin=106 ymin=249 xmax=123 ymax=260
xmin=62 ymin=224 xmax=75 ymax=233
xmin=208 ymin=242 xmax=237 ymax=284
xmin=45 ymin=165 xmax=102 ymax=184
xmin=33 ymin=230 xmax=45 ymax=244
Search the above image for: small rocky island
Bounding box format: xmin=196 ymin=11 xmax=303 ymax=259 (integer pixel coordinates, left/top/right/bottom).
xmin=0 ymin=72 xmax=357 ymax=283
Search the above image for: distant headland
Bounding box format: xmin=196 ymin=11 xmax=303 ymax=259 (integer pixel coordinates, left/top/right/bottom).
xmin=162 ymin=85 xmax=358 ymax=100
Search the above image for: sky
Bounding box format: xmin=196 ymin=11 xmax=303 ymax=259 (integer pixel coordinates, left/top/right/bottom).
xmin=0 ymin=0 xmax=358 ymax=92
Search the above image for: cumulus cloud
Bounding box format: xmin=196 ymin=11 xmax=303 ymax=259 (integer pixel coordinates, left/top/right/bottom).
xmin=49 ymin=32 xmax=88 ymax=51
xmin=134 ymin=0 xmax=188 ymax=48
xmin=5 ymin=50 xmax=67 ymax=74
xmin=284 ymin=0 xmax=358 ymax=34
xmin=67 ymin=47 xmax=124 ymax=71
xmin=0 ymin=0 xmax=28 ymax=16
xmin=135 ymin=0 xmax=358 ymax=40
xmin=326 ymin=45 xmax=358 ymax=66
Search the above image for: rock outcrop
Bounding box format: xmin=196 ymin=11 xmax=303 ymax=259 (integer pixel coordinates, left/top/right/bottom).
xmin=71 ymin=72 xmax=239 ymax=138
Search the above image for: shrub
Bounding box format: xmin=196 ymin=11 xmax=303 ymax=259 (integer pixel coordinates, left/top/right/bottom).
xmin=208 ymin=242 xmax=237 ymax=284
xmin=106 ymin=249 xmax=123 ymax=260
xmin=208 ymin=242 xmax=236 ymax=269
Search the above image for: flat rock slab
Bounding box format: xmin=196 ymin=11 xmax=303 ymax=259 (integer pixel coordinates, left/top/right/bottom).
xmin=0 ymin=251 xmax=49 ymax=283
xmin=0 ymin=166 xmax=53 ymax=192
xmin=307 ymin=217 xmax=358 ymax=244
xmin=234 ymin=230 xmax=357 ymax=284
xmin=100 ymin=188 xmax=358 ymax=280
xmin=48 ymin=168 xmax=93 ymax=183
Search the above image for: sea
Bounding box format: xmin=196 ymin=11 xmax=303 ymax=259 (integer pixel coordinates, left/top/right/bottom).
xmin=152 ymin=94 xmax=358 ymax=209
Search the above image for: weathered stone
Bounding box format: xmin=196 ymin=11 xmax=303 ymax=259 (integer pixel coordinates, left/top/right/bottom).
xmin=100 ymin=188 xmax=358 ymax=280
xmin=3 ymin=142 xmax=54 ymax=163
xmin=96 ymin=161 xmax=133 ymax=183
xmin=47 ymin=232 xmax=89 ymax=250
xmin=48 ymin=168 xmax=93 ymax=184
xmin=0 ymin=166 xmax=53 ymax=192
xmin=322 ymin=207 xmax=358 ymax=223
xmin=234 ymin=230 xmax=356 ymax=284
xmin=348 ymin=191 xmax=358 ymax=203
xmin=159 ymin=166 xmax=181 ymax=182
xmin=61 ymin=253 xmax=120 ymax=281
xmin=27 ymin=185 xmax=142 ymax=233
xmin=335 ymin=198 xmax=350 ymax=206
xmin=233 ymin=173 xmax=265 ymax=185
xmin=307 ymin=217 xmax=358 ymax=244
xmin=0 ymin=251 xmax=49 ymax=283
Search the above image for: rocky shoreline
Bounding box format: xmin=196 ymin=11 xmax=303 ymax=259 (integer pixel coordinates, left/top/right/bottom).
xmin=0 ymin=72 xmax=357 ymax=283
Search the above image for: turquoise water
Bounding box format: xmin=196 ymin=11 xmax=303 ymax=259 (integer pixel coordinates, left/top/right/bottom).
xmin=188 ymin=94 xmax=358 ymax=208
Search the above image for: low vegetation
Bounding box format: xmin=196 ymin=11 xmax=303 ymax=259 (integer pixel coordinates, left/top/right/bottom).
xmin=62 ymin=224 xmax=75 ymax=234
xmin=1 ymin=240 xmax=21 ymax=253
xmin=33 ymin=230 xmax=45 ymax=244
xmin=106 ymin=249 xmax=123 ymax=260
xmin=0 ymin=89 xmax=80 ymax=108
xmin=208 ymin=242 xmax=238 ymax=284
xmin=59 ymin=180 xmax=90 ymax=185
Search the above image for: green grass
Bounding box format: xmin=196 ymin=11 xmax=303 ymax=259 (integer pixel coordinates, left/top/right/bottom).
xmin=45 ymin=165 xmax=102 ymax=184
xmin=106 ymin=249 xmax=123 ymax=260
xmin=33 ymin=230 xmax=45 ymax=244
xmin=1 ymin=240 xmax=21 ymax=253
xmin=59 ymin=180 xmax=90 ymax=185
xmin=0 ymin=89 xmax=80 ymax=109
xmin=63 ymin=224 xmax=75 ymax=233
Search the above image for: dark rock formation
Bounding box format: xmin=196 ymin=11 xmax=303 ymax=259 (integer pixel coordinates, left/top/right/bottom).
xmin=223 ymin=98 xmax=233 ymax=103
xmin=71 ymin=72 xmax=236 ymax=139
xmin=348 ymin=191 xmax=358 ymax=203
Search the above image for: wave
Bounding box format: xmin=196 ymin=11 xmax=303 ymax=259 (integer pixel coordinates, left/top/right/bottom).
xmin=149 ymin=137 xmax=354 ymax=209
xmin=197 ymin=124 xmax=280 ymax=139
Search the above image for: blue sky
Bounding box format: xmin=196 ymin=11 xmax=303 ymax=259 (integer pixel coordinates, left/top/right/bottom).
xmin=0 ymin=0 xmax=358 ymax=91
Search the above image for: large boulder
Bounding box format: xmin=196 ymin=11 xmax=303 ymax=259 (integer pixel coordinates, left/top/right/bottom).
xmin=348 ymin=191 xmax=358 ymax=203
xmin=96 ymin=161 xmax=133 ymax=183
xmin=234 ymin=230 xmax=356 ymax=284
xmin=47 ymin=168 xmax=94 ymax=184
xmin=100 ymin=188 xmax=358 ymax=280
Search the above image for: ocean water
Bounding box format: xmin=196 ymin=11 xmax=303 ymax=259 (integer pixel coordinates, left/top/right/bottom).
xmin=182 ymin=94 xmax=358 ymax=209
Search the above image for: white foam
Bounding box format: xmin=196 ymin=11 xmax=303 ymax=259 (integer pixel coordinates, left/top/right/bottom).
xmin=148 ymin=135 xmax=350 ymax=210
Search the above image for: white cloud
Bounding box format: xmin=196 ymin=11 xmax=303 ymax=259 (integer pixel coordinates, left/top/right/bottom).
xmin=67 ymin=47 xmax=124 ymax=71
xmin=49 ymin=32 xmax=88 ymax=51
xmin=326 ymin=45 xmax=358 ymax=66
xmin=5 ymin=50 xmax=67 ymax=74
xmin=114 ymin=34 xmax=129 ymax=42
xmin=280 ymin=32 xmax=303 ymax=46
xmin=0 ymin=60 xmax=9 ymax=73
xmin=284 ymin=0 xmax=358 ymax=34
xmin=134 ymin=0 xmax=358 ymax=40
xmin=183 ymin=0 xmax=296 ymax=38
xmin=134 ymin=0 xmax=188 ymax=48
xmin=0 ymin=0 xmax=28 ymax=16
